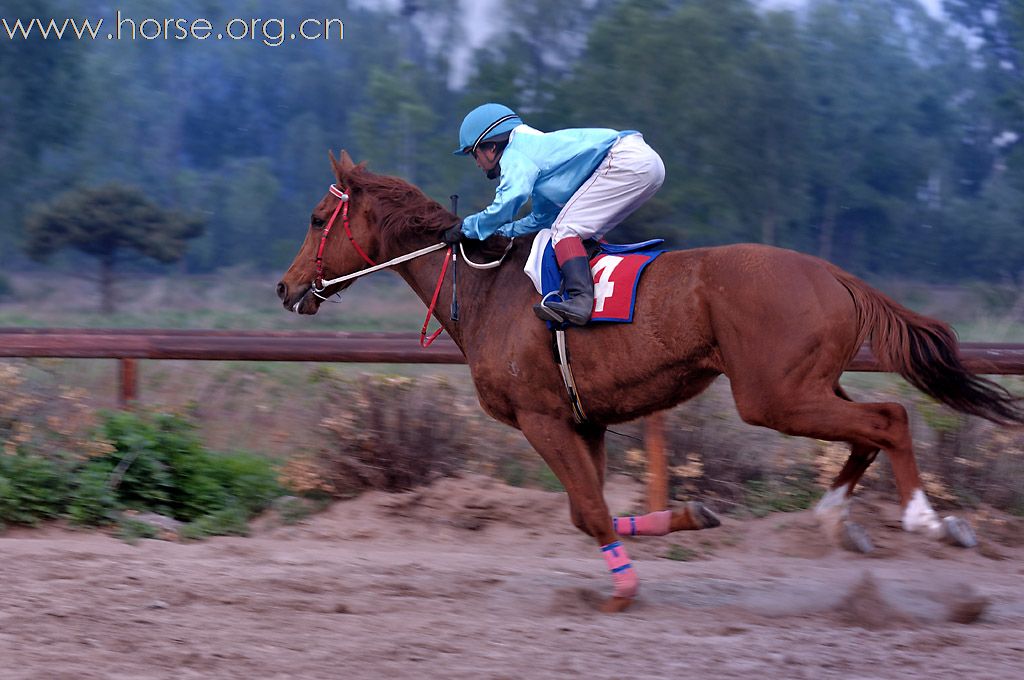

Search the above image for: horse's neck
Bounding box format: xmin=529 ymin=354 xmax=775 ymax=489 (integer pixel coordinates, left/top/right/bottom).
xmin=394 ymin=240 xmax=532 ymax=352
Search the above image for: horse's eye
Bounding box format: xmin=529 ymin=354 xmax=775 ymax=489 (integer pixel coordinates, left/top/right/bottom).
xmin=311 ymin=216 xmax=325 ymax=230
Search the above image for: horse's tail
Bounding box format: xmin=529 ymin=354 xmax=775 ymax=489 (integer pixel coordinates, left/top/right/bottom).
xmin=830 ymin=266 xmax=1024 ymax=426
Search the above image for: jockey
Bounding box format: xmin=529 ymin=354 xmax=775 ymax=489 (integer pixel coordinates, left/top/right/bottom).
xmin=444 ymin=103 xmax=666 ymax=326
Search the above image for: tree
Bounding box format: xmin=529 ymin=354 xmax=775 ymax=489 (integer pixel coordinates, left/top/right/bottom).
xmin=24 ymin=185 xmax=204 ymax=314
xmin=0 ymin=0 xmax=86 ymax=259
xmin=351 ymin=64 xmax=440 ymax=186
xmin=559 ymin=0 xmax=809 ymax=245
xmin=797 ymin=0 xmax=948 ymax=272
xmin=940 ymin=0 xmax=1024 ymax=279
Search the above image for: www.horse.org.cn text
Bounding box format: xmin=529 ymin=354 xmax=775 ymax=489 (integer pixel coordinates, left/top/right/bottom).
xmin=1 ymin=13 xmax=344 ymax=47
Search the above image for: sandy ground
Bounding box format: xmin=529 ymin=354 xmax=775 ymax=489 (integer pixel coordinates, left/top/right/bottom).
xmin=1 ymin=474 xmax=1022 ymax=680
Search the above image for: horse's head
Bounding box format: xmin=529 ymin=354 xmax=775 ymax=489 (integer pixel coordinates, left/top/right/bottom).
xmin=277 ymin=150 xmax=382 ymax=315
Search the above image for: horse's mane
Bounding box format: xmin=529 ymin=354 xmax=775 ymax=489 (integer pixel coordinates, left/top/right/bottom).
xmin=347 ymin=167 xmax=454 ymax=246
xmin=348 ymin=166 xmax=519 ymax=259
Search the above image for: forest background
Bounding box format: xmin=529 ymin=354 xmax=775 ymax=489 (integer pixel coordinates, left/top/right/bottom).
xmin=1 ymin=0 xmax=1021 ymax=284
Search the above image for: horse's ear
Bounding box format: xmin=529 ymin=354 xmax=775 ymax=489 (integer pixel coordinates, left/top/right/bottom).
xmin=329 ymin=149 xmax=357 ymax=183
xmin=338 ymin=150 xmax=355 ymax=172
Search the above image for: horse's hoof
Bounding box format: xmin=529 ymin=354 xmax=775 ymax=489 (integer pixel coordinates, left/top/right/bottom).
xmin=942 ymin=516 xmax=977 ymax=548
xmin=599 ymin=596 xmax=635 ymax=614
xmin=672 ymin=502 xmax=721 ymax=531
xmin=690 ymin=501 xmax=722 ymax=529
xmin=839 ymin=520 xmax=874 ymax=554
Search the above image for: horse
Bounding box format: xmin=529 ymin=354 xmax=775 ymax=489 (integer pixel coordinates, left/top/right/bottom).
xmin=277 ymin=151 xmax=1024 ymax=613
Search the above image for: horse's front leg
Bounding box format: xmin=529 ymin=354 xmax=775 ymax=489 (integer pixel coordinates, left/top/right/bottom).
xmin=517 ymin=412 xmax=635 ymax=613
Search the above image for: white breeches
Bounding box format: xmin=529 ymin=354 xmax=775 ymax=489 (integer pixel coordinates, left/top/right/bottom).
xmin=550 ymin=133 xmax=666 ymax=244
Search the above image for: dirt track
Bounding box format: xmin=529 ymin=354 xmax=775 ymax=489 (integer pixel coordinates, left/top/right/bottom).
xmin=1 ymin=474 xmax=1022 ymax=679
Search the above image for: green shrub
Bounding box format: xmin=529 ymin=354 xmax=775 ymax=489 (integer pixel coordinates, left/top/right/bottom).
xmin=275 ymin=496 xmax=326 ymax=525
xmin=180 ymin=506 xmax=251 ymax=540
xmin=151 ymin=412 xmax=229 ymax=520
xmin=0 ymin=452 xmax=68 ymax=525
xmin=742 ymin=474 xmax=820 ymax=518
xmin=212 ymin=451 xmax=283 ymax=515
xmin=117 ymin=517 xmax=159 ymax=544
xmin=100 ymin=411 xmax=175 ymax=513
xmin=0 ymin=273 xmax=12 ymax=299
xmin=66 ymin=463 xmax=119 ymax=526
xmin=97 ymin=410 xmax=281 ymax=522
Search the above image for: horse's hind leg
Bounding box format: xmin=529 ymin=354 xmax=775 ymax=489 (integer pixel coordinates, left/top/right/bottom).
xmin=823 ymin=391 xmax=976 ymax=548
xmin=732 ymin=384 xmax=976 ymax=549
xmin=516 ymin=412 xmax=635 ymax=613
xmin=814 ymin=440 xmax=879 ymax=552
xmin=813 ymin=387 xmax=879 ymax=552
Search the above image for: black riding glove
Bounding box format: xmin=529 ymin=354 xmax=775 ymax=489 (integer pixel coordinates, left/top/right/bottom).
xmin=441 ymin=222 xmax=465 ymax=244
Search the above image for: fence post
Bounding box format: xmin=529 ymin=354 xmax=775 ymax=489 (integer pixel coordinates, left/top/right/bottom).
xmin=119 ymin=358 xmax=138 ymax=409
xmin=645 ymin=412 xmax=669 ymax=511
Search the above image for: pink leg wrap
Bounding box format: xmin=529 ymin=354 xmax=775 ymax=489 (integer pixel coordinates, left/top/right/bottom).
xmin=601 ymin=541 xmax=638 ymax=599
xmin=613 ymin=510 xmax=672 ymax=537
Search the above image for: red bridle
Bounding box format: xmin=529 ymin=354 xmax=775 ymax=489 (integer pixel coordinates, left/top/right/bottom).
xmin=313 ymin=184 xmax=377 ymax=292
xmin=310 ymin=182 xmax=452 ymax=348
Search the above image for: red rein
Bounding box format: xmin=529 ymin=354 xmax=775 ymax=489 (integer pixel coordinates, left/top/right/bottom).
xmin=420 ymin=248 xmax=452 ymax=347
xmin=318 ymin=184 xmax=452 ymax=349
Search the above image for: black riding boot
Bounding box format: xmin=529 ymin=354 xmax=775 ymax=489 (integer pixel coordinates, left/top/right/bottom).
xmin=533 ymin=256 xmax=594 ymax=325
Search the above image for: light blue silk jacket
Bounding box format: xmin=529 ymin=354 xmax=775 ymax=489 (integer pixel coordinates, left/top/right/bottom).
xmin=460 ymin=124 xmax=637 ymax=240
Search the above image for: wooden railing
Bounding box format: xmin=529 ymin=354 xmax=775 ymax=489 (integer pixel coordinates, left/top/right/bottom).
xmin=3 ymin=328 xmax=1022 ymax=510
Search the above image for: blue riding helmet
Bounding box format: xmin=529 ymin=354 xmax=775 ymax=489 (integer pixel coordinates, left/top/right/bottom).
xmin=453 ymin=103 xmax=523 ymax=156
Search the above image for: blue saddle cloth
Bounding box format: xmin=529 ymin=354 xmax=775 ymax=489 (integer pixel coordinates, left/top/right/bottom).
xmin=541 ymin=239 xmax=665 ymax=325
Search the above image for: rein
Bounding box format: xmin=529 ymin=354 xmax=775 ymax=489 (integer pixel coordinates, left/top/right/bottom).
xmin=308 ymin=182 xmax=508 ymax=348
xmin=420 ymin=252 xmax=451 ymax=347
xmin=311 ymin=242 xmax=448 ymax=295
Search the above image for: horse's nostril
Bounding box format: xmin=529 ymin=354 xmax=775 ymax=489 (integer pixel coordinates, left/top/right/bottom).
xmin=276 ymin=282 xmax=287 ymax=300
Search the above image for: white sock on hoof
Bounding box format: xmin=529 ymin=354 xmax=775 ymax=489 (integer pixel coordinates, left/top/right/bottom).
xmin=814 ymin=484 xmax=851 ymax=541
xmin=902 ymin=488 xmax=943 ymax=537
xmin=814 ymin=483 xmax=850 ymax=519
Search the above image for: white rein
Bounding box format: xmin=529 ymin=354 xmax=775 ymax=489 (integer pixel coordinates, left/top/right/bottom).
xmin=311 ymin=238 xmax=515 ymax=297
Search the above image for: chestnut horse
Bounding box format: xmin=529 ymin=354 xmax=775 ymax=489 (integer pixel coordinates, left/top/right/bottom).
xmin=278 ymin=152 xmax=1023 ymax=612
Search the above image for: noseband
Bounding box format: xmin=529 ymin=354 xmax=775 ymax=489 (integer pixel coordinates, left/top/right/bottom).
xmin=312 ymin=184 xmax=377 ymax=296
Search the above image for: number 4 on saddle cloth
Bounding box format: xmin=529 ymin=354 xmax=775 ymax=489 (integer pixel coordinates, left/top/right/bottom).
xmin=526 ymin=230 xmax=666 ymax=326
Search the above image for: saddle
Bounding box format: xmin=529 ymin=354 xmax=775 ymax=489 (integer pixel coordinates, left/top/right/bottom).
xmin=536 ymin=237 xmax=666 ymax=326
